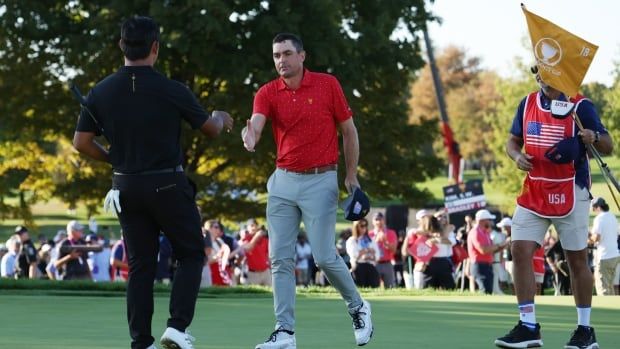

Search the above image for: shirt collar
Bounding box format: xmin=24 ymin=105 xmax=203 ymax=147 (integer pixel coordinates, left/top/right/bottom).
xmin=277 ymin=69 xmax=313 ymax=91
xmin=119 ymin=65 xmax=156 ymax=74
xmin=539 ymin=89 xmax=567 ymax=110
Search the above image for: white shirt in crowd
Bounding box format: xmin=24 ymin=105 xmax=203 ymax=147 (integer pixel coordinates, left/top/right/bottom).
xmin=295 ymin=242 xmax=312 ymax=270
xmin=434 ymin=242 xmax=454 ymax=258
xmin=592 ymin=211 xmax=620 ymax=261
xmin=346 ymin=236 xmax=379 ymax=266
xmin=1 ymin=251 xmax=18 ymax=277
xmin=490 ymin=230 xmax=507 ymax=262
xmin=88 ymin=248 xmax=112 ymax=282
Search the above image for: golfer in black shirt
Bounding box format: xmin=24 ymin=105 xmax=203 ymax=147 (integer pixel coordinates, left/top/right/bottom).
xmin=73 ymin=16 xmax=233 ymax=349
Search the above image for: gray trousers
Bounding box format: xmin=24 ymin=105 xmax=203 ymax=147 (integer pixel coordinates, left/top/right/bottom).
xmin=375 ymin=262 xmax=396 ymax=288
xmin=267 ymin=169 xmax=363 ymax=331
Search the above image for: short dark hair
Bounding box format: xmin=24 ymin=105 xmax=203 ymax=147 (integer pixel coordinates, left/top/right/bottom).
xmin=592 ymin=197 xmax=609 ymax=211
xmin=272 ymin=33 xmax=303 ymax=52
xmin=120 ymin=16 xmax=160 ymax=61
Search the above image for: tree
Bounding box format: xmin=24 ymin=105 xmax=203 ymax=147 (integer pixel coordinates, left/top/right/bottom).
xmin=485 ymin=68 xmax=537 ymax=213
xmin=408 ymin=46 xmax=502 ymax=179
xmin=601 ymin=63 xmax=620 ymax=158
xmin=0 ymin=0 xmax=441 ymax=223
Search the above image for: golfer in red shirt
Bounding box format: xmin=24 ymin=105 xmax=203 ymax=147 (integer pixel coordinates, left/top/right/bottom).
xmin=242 ymin=33 xmax=373 ymax=349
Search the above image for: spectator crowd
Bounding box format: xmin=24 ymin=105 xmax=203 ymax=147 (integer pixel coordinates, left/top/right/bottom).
xmin=2 ymin=198 xmax=619 ymax=296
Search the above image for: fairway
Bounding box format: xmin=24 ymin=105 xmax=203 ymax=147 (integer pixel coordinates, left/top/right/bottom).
xmin=0 ymin=294 xmax=618 ymax=348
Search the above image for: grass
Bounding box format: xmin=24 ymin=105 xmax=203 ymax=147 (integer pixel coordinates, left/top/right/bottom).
xmin=588 ymin=155 xmax=620 ymax=207
xmin=0 ymin=292 xmax=618 ymax=349
xmin=1 ymin=159 xmax=619 ymax=348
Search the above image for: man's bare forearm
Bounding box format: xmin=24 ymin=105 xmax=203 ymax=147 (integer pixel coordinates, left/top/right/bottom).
xmin=342 ymin=126 xmax=359 ymax=179
xmin=506 ymin=137 xmax=523 ymax=162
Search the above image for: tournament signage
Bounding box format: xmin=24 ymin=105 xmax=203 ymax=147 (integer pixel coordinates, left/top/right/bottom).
xmin=443 ymin=179 xmax=486 ymax=214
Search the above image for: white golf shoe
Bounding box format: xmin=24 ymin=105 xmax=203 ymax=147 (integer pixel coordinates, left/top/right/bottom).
xmin=350 ymin=300 xmax=373 ymax=346
xmin=160 ymin=327 xmax=195 ymax=349
xmin=255 ymin=327 xmax=296 ymax=349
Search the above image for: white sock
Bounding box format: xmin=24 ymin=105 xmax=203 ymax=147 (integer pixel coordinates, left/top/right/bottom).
xmin=577 ymin=306 xmax=591 ymax=327
xmin=519 ymin=302 xmax=537 ymax=329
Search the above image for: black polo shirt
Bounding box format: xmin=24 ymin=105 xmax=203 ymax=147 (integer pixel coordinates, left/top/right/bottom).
xmin=76 ymin=65 xmax=209 ymax=173
xmin=58 ymin=239 xmax=91 ymax=280
xmin=17 ymin=239 xmax=37 ymax=278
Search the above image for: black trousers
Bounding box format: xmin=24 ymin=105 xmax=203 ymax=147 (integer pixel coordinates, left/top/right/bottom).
xmin=352 ymin=262 xmax=380 ymax=288
xmin=554 ymin=271 xmax=572 ymax=295
xmin=425 ymin=257 xmax=456 ymax=290
xmin=114 ymin=172 xmax=205 ymax=349
xmin=472 ymin=262 xmax=494 ymax=294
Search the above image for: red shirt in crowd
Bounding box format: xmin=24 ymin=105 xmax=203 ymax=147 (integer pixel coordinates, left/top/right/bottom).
xmin=243 ymin=233 xmax=270 ymax=272
xmin=252 ymin=69 xmax=353 ymax=171
xmin=467 ymin=225 xmax=493 ymax=264
xmin=369 ymin=228 xmax=398 ymax=263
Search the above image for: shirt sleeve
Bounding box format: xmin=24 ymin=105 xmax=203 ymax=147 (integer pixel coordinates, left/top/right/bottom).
xmin=75 ymin=90 xmax=102 ymax=136
xmin=510 ymin=97 xmax=527 ymax=137
xmin=330 ymin=76 xmax=353 ymax=123
xmin=576 ymin=99 xmax=608 ymax=134
xmin=346 ymin=238 xmax=360 ymax=262
xmin=169 ymin=82 xmax=210 ymax=130
xmin=252 ymin=85 xmax=272 ymax=118
xmin=58 ymin=240 xmax=70 ymax=259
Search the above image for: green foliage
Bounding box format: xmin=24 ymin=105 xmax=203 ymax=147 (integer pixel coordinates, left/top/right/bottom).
xmin=0 ymin=1 xmax=441 ymax=221
xmin=408 ymin=46 xmax=502 ymax=176
xmin=602 ymin=81 xmax=620 ymax=158
xmin=485 ymin=68 xmax=537 ymax=213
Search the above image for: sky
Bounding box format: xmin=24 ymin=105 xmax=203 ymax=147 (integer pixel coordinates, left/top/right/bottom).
xmin=425 ymin=0 xmax=620 ymax=86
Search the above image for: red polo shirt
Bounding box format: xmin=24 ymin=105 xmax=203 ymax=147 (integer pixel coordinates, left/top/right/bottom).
xmin=368 ymin=228 xmax=398 ymax=263
xmin=252 ymin=69 xmax=353 ymax=171
xmin=243 ymin=233 xmax=270 ymax=272
xmin=467 ymin=225 xmax=493 ymax=264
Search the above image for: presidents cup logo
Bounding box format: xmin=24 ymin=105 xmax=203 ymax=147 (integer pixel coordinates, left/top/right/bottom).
xmin=535 ymin=38 xmax=562 ymax=66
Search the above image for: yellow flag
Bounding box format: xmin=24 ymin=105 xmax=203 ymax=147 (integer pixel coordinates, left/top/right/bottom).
xmin=522 ymin=4 xmax=598 ymax=97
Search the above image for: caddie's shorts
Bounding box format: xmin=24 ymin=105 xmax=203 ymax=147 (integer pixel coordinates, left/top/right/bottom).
xmin=512 ymin=185 xmax=590 ymax=251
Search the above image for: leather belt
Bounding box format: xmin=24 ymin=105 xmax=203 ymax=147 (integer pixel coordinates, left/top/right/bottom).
xmin=279 ymin=164 xmax=337 ymax=175
xmin=249 ymin=269 xmax=269 ymax=273
xmin=114 ymin=165 xmax=183 ymax=176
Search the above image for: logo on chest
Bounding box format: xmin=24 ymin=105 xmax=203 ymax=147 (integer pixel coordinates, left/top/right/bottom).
xmin=307 ymin=98 xmax=313 ymax=105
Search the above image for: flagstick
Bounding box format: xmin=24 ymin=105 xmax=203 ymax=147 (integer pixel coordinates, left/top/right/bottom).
xmin=571 ymin=111 xmax=620 ymax=211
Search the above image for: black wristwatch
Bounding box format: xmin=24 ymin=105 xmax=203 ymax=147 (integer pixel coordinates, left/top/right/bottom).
xmin=594 ymin=131 xmax=600 ymax=143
